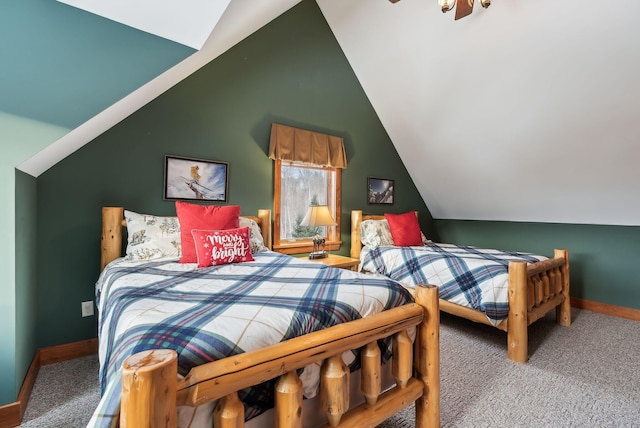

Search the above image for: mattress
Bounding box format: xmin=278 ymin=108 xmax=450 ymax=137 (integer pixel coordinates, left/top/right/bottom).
xmin=360 ymin=242 xmax=546 ymax=325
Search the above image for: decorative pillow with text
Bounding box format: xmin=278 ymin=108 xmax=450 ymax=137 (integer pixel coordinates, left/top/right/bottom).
xmin=176 ymin=201 xmax=240 ymax=263
xmin=191 ymin=227 xmax=254 ymax=268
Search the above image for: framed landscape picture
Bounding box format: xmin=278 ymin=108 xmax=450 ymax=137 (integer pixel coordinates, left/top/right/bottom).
xmin=164 ymin=155 xmax=228 ymax=202
xmin=367 ymin=177 xmax=394 ymax=205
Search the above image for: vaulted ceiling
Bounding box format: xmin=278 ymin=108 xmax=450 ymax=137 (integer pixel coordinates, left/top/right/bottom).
xmin=20 ymin=0 xmax=640 ymax=226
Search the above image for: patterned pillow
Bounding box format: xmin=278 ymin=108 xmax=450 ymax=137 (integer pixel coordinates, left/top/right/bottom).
xmin=360 ymin=218 xmax=431 ymax=248
xmin=360 ymin=219 xmax=395 ymax=248
xmin=239 ymin=217 xmax=269 ymax=254
xmin=191 ymin=227 xmax=254 ymax=268
xmin=124 ymin=210 xmax=181 ymax=261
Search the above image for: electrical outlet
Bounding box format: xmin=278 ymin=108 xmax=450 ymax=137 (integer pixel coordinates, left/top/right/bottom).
xmin=81 ymin=300 xmax=94 ymax=317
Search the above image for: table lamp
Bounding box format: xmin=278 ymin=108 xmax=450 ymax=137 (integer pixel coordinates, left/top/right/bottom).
xmin=299 ymin=205 xmax=336 ymax=259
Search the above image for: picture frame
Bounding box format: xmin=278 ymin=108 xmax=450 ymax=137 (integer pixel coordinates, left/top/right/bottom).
xmin=367 ymin=177 xmax=394 ymax=205
xmin=164 ymin=155 xmax=229 ymax=202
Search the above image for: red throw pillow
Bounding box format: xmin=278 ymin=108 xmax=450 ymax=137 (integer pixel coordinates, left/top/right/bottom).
xmin=191 ymin=227 xmax=254 ymax=268
xmin=176 ymin=201 xmax=240 ymax=263
xmin=384 ymin=211 xmax=423 ymax=247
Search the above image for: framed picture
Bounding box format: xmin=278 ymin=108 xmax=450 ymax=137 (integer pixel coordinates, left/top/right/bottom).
xmin=164 ymin=155 xmax=229 ymax=202
xmin=367 ymin=177 xmax=394 ymax=205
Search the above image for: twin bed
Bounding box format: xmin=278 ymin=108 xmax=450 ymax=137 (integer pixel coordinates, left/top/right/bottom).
xmin=350 ymin=210 xmax=571 ymax=364
xmin=91 ymin=207 xmax=440 ymax=428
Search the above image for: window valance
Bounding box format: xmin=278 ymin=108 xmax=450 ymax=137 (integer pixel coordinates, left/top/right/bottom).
xmin=268 ymin=123 xmax=347 ymax=169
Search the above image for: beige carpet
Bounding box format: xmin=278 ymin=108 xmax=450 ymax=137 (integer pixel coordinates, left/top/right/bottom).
xmin=378 ymin=308 xmax=640 ymax=427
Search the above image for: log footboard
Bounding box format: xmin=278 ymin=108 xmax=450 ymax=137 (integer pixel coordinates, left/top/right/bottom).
xmin=431 ymin=249 xmax=570 ymax=363
xmin=506 ymin=248 xmax=570 ymax=362
xmin=120 ymin=284 xmax=440 ymax=428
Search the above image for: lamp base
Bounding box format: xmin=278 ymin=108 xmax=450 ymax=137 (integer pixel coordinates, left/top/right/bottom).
xmin=308 ymin=251 xmax=328 ymax=259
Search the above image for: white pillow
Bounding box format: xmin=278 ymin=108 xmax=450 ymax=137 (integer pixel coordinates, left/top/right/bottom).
xmin=124 ymin=210 xmax=181 ymax=261
xmin=239 ymin=217 xmax=269 ymax=254
xmin=360 ymin=218 xmax=430 ymax=248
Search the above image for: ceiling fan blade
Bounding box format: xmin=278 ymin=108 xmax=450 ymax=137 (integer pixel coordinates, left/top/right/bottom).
xmin=455 ymin=0 xmax=474 ymax=20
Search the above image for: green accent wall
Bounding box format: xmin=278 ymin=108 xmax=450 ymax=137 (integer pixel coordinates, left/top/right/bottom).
xmin=0 ymin=158 xmax=17 ymax=405
xmin=0 ymin=0 xmax=193 ymax=405
xmin=34 ymin=0 xmax=431 ymax=351
xmin=0 ymin=0 xmax=193 ymax=128
xmin=0 ymin=113 xmax=66 ymax=405
xmin=435 ymin=219 xmax=640 ymax=310
xmin=15 ymin=170 xmax=38 ymax=402
xmin=0 ymin=112 xmax=70 ymax=405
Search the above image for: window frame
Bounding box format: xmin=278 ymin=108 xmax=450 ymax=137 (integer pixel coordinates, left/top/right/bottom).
xmin=273 ymin=159 xmax=341 ymax=254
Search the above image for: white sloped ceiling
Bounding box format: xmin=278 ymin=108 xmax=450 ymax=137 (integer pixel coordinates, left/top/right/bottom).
xmin=318 ymin=0 xmax=640 ymax=226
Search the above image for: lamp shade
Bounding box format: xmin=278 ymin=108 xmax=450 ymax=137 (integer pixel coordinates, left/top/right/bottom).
xmin=300 ymin=205 xmax=336 ymax=227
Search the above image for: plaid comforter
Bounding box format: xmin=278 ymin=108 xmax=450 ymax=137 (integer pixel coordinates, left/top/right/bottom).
xmin=88 ymin=250 xmax=411 ymax=427
xmin=360 ymin=243 xmax=546 ymax=326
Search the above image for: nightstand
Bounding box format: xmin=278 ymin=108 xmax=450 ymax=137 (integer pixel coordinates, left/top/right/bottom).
xmin=299 ymin=254 xmax=360 ymax=271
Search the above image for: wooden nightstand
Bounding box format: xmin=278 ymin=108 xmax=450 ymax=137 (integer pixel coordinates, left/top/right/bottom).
xmin=299 ymin=254 xmax=361 ymax=271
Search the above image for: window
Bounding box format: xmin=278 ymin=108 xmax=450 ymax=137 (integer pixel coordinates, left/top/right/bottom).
xmin=273 ymin=159 xmax=341 ymax=254
xmin=268 ymin=123 xmax=346 ymax=254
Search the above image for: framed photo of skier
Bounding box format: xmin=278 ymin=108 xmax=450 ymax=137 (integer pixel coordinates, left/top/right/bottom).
xmin=164 ymin=155 xmax=229 ymax=202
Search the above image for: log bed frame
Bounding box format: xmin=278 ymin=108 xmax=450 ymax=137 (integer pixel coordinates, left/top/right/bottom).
xmin=350 ymin=210 xmax=571 ymax=364
xmin=100 ymin=207 xmax=441 ymax=428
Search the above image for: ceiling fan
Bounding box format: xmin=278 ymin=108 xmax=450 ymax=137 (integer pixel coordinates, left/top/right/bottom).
xmin=389 ymin=0 xmax=491 ymax=20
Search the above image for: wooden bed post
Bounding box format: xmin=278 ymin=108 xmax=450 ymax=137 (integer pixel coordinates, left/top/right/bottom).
xmin=351 ymin=210 xmax=363 ymax=259
xmin=413 ymin=284 xmax=440 ymax=428
xmin=258 ymin=209 xmax=272 ymax=250
xmin=555 ymin=249 xmax=571 ymax=327
xmin=101 ymin=207 xmax=124 ymax=271
xmin=507 ymin=261 xmax=528 ymax=363
xmin=121 ymin=349 xmax=178 ymax=428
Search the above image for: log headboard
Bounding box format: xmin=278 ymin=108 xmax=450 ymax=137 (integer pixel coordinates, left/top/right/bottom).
xmin=100 ymin=207 xmax=272 ymax=271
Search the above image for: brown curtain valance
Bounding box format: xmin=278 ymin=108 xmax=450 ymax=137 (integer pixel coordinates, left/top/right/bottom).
xmin=268 ymin=123 xmax=347 ymax=169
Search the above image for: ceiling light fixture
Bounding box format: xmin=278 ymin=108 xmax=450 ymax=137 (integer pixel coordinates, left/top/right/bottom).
xmin=391 ymin=0 xmax=490 ymax=20
xmin=444 ymin=0 xmax=491 ymax=20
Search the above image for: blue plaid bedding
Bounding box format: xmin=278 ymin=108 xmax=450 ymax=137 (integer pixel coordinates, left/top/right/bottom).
xmin=360 ymin=243 xmax=546 ymax=326
xmin=88 ymin=251 xmax=411 ymax=427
